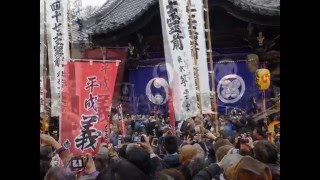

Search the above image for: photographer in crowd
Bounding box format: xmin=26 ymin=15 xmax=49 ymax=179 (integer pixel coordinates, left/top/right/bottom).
xmin=40 ymin=110 xmax=280 ymax=180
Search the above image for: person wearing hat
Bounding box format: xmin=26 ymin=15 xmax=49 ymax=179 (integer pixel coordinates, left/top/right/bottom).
xmin=223 ymin=156 xmax=272 ymax=180
xmin=253 ymin=140 xmax=280 ymax=180
xmin=94 ymin=144 xmax=109 ymax=172
xmin=219 ymin=153 xmax=243 ymax=172
xmin=193 ymin=145 xmax=234 ymax=180
xmin=212 ymin=139 xmax=233 ymax=152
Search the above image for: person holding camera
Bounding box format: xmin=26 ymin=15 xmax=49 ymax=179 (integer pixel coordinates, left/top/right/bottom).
xmin=160 ymin=135 xmax=181 ymax=169
xmin=109 ymin=126 xmax=120 ymax=147
xmin=40 ymin=134 xmax=99 ymax=179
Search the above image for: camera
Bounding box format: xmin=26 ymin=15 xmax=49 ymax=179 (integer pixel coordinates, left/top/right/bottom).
xmin=232 ymin=148 xmax=240 ymax=154
xmin=141 ymin=135 xmax=145 ymax=142
xmin=70 ymin=156 xmax=84 ymax=169
xmin=200 ymin=134 xmax=207 ymax=138
xmin=152 ymin=138 xmax=158 ymax=146
xmin=133 ymin=135 xmax=141 ymax=142
xmin=133 ymin=135 xmax=145 ymax=142
xmin=240 ymin=138 xmax=249 ymax=143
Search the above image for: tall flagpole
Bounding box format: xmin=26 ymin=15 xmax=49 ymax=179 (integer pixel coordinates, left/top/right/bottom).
xmin=204 ymin=0 xmax=219 ymax=133
xmin=68 ymin=0 xmax=74 ymax=58
xmin=43 ymin=0 xmax=50 ymax=117
xmin=187 ymin=0 xmax=203 ymax=114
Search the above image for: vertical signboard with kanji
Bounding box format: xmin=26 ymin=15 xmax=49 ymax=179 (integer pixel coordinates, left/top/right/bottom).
xmin=61 ymin=61 xmax=119 ymax=155
xmin=188 ymin=0 xmax=212 ymax=114
xmin=40 ymin=0 xmax=45 ymax=113
xmin=159 ymin=0 xmax=200 ymax=121
xmin=46 ymin=0 xmax=70 ymax=116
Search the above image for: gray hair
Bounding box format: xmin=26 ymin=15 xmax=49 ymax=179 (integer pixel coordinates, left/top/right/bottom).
xmin=188 ymin=157 xmax=206 ymax=177
xmin=44 ymin=167 xmax=75 ymax=180
xmin=126 ymin=143 xmax=139 ymax=153
xmin=78 ymin=175 xmax=96 ymax=180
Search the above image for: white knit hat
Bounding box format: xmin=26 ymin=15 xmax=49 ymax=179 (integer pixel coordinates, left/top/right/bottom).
xmin=97 ymin=146 xmax=109 ymax=156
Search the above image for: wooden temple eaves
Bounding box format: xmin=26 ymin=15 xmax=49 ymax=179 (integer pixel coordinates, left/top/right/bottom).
xmin=72 ymin=0 xmax=280 ymax=43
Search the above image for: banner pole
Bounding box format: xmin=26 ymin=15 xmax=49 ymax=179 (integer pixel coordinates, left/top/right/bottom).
xmin=70 ymin=59 xmax=121 ymax=63
xmin=68 ymin=0 xmax=73 ymax=58
xmin=41 ymin=0 xmax=51 ymax=135
xmin=204 ymin=0 xmax=219 ymax=133
xmin=187 ymin=0 xmax=203 ymax=114
xmin=43 ymin=0 xmax=50 ymax=117
xmin=168 ymin=88 xmax=175 ymax=134
xmin=119 ymin=104 xmax=126 ymax=136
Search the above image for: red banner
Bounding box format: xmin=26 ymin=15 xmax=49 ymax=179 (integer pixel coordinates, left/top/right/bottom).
xmin=168 ymin=88 xmax=175 ymax=134
xmin=61 ymin=61 xmax=119 ymax=155
xmin=83 ymin=48 xmax=127 ymax=105
xmin=83 ymin=48 xmax=126 ymax=60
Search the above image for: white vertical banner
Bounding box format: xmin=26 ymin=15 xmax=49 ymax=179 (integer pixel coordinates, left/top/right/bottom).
xmin=46 ymin=0 xmax=70 ymax=116
xmin=40 ymin=77 xmax=45 ymax=113
xmin=159 ymin=0 xmax=200 ymax=121
xmin=40 ymin=0 xmax=45 ymax=113
xmin=188 ymin=0 xmax=212 ymax=114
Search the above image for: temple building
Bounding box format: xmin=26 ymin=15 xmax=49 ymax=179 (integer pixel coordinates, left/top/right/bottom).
xmin=70 ymin=0 xmax=280 ymax=112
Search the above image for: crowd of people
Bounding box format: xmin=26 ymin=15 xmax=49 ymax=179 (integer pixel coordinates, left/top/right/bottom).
xmin=40 ymin=108 xmax=280 ymax=180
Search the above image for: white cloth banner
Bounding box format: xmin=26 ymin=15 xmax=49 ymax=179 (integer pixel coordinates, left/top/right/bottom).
xmin=40 ymin=0 xmax=45 ymax=113
xmin=40 ymin=77 xmax=45 ymax=113
xmin=46 ymin=0 xmax=70 ymax=116
xmin=188 ymin=0 xmax=212 ymax=114
xmin=159 ymin=0 xmax=200 ymax=121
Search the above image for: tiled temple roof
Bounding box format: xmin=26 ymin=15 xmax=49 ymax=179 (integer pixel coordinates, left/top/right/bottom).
xmin=72 ymin=0 xmax=280 ymax=42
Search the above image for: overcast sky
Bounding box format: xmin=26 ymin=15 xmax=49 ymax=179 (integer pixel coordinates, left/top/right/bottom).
xmin=82 ymin=0 xmax=106 ymax=7
xmin=71 ymin=0 xmax=106 ymax=8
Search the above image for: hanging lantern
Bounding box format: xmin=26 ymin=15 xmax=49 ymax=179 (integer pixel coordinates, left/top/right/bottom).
xmin=247 ymin=54 xmax=259 ymax=72
xmin=256 ymin=69 xmax=270 ymax=90
xmin=257 ymin=32 xmax=265 ymax=46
